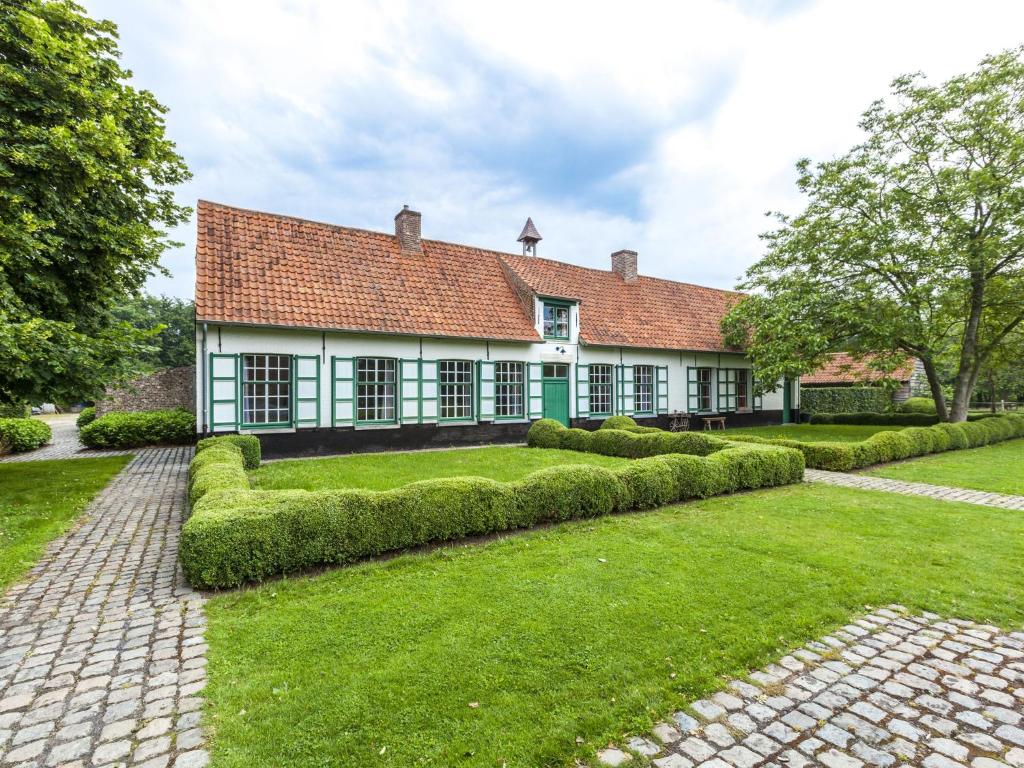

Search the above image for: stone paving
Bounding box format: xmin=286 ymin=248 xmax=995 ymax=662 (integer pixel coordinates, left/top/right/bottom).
xmin=0 ymin=446 xmax=209 ymax=768
xmin=0 ymin=415 xmax=130 ymax=463
xmin=598 ymin=606 xmax=1024 ymax=768
xmin=805 ymin=469 xmax=1024 ymax=511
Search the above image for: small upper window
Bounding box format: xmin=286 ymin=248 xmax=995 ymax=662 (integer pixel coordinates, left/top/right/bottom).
xmin=542 ymin=302 xmax=570 ymax=340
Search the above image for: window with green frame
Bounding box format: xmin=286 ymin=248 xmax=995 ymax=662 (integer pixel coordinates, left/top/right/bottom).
xmin=589 ymin=364 xmax=613 ymax=415
xmin=439 ymin=360 xmax=474 ymax=420
xmin=688 ymin=367 xmax=713 ymax=412
xmin=242 ymin=354 xmax=291 ymax=426
xmin=356 ymin=357 xmax=396 ymax=423
xmin=634 ymin=365 xmax=654 ymax=414
xmin=542 ymin=302 xmax=570 ymax=340
xmin=718 ymin=368 xmax=738 ymax=412
xmin=494 ymin=362 xmax=524 ymax=418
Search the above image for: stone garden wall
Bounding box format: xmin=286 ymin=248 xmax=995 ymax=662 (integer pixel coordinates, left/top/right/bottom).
xmin=97 ymin=365 xmax=196 ymax=416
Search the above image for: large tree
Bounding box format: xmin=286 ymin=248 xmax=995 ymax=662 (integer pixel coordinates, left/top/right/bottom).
xmin=0 ymin=0 xmax=190 ymax=405
xmin=113 ymin=294 xmax=195 ymax=371
xmin=723 ymin=49 xmax=1024 ymax=422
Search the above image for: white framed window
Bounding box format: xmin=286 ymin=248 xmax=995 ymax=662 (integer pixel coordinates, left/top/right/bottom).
xmin=439 ymin=360 xmax=474 ymax=420
xmin=589 ymin=364 xmax=613 ymax=415
xmin=634 ymin=365 xmax=654 ymax=414
xmin=243 ymin=354 xmax=291 ymax=426
xmin=495 ymin=362 xmax=524 ymax=418
xmin=357 ymin=358 xmax=396 ymax=423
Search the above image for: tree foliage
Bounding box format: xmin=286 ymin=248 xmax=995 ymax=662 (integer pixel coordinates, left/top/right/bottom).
xmin=724 ymin=49 xmax=1024 ymax=422
xmin=0 ymin=0 xmax=191 ymax=404
xmin=113 ymin=294 xmax=195 ymax=371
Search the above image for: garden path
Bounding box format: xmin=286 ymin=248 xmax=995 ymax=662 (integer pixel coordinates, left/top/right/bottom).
xmin=805 ymin=469 xmax=1024 ymax=511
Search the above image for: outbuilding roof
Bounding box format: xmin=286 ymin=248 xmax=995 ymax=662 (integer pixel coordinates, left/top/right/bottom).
xmin=802 ymin=352 xmax=916 ymax=385
xmin=195 ymin=201 xmax=745 ymax=351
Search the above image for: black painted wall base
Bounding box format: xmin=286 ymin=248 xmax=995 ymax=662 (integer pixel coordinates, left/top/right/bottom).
xmin=254 ymin=421 xmax=533 ymax=460
xmin=234 ymin=410 xmax=792 ymax=460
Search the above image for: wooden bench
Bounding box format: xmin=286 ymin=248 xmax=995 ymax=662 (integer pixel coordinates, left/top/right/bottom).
xmin=702 ymin=416 xmax=727 ymax=431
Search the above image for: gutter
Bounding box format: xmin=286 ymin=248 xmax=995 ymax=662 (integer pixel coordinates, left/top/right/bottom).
xmin=200 ymin=322 xmax=208 ymax=433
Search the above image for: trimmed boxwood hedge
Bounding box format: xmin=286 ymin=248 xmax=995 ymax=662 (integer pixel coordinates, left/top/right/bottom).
xmin=730 ymin=412 xmax=1024 ymax=471
xmin=810 ymin=411 xmax=994 ymax=426
xmin=196 ymin=433 xmax=261 ymax=470
xmin=180 ymin=427 xmax=805 ymax=589
xmin=0 ymin=418 xmax=51 ymax=453
xmin=899 ymin=397 xmax=937 ymax=414
xmin=80 ymin=409 xmax=195 ymax=448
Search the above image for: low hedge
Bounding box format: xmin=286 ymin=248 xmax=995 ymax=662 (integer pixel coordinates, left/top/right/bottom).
xmin=196 ymin=434 xmax=261 ymax=470
xmin=730 ymin=412 xmax=1024 ymax=471
xmin=810 ymin=411 xmax=993 ymax=426
xmin=800 ymin=387 xmax=891 ymax=415
xmin=181 ymin=422 xmax=804 ymax=588
xmin=0 ymin=418 xmax=51 ymax=453
xmin=76 ymin=407 xmax=97 ymax=429
xmin=80 ymin=409 xmax=196 ymax=448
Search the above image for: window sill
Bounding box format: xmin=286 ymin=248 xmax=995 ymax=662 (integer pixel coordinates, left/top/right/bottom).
xmin=241 ymin=426 xmax=296 ymax=434
xmin=354 ymin=423 xmax=400 ymax=430
xmin=437 ymin=420 xmax=479 ymax=428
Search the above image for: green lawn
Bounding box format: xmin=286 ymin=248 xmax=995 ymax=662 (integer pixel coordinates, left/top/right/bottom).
xmin=251 ymin=446 xmax=629 ymax=491
xmin=866 ymin=438 xmax=1024 ymax=495
xmin=204 ymin=483 xmax=1024 ymax=768
xmin=724 ymin=423 xmax=903 ymax=442
xmin=0 ymin=456 xmax=131 ymax=589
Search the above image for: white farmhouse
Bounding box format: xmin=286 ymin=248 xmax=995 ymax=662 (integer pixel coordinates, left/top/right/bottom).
xmin=195 ymin=201 xmax=797 ymax=457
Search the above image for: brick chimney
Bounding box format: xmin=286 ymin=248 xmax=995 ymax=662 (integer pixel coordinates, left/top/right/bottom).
xmin=395 ymin=205 xmax=422 ymax=252
xmin=611 ymin=249 xmax=638 ymax=282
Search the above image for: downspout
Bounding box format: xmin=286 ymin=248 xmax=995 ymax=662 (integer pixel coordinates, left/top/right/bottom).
xmin=200 ymin=322 xmax=208 ymax=434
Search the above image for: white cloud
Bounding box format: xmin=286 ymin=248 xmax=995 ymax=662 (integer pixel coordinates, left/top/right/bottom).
xmin=84 ymin=0 xmax=1024 ymax=299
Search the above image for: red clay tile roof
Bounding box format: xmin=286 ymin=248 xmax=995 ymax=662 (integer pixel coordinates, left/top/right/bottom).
xmin=195 ymin=200 xmax=745 ymax=351
xmin=195 ymin=201 xmax=540 ymax=342
xmin=802 ymin=352 xmax=916 ymax=385
xmin=498 ymin=254 xmax=744 ymax=352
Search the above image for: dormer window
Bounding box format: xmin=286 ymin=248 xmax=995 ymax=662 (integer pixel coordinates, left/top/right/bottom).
xmin=542 ymin=301 xmax=570 ymax=340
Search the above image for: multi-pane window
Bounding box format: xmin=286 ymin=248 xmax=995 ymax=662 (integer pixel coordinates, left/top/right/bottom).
xmin=589 ymin=364 xmax=613 ymax=415
xmin=697 ymin=368 xmax=713 ymax=411
xmin=243 ymin=354 xmax=291 ymax=426
xmin=439 ymin=360 xmax=474 ymax=420
xmin=357 ymin=358 xmax=396 ymax=422
xmin=495 ymin=362 xmax=524 ymax=418
xmin=719 ymin=369 xmax=738 ymax=412
xmin=542 ymin=303 xmax=570 ymax=339
xmin=737 ymin=370 xmax=749 ymax=410
xmin=634 ymin=365 xmax=654 ymax=414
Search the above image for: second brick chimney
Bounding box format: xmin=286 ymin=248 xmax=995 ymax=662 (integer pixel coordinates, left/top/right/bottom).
xmin=395 ymin=205 xmax=422 ymax=252
xmin=611 ymin=249 xmax=638 ymax=282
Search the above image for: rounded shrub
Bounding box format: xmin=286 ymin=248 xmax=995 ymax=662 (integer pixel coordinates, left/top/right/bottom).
xmin=899 ymin=397 xmax=937 ymax=414
xmin=932 ymin=422 xmax=968 ymax=450
xmin=900 ymin=427 xmax=940 ymax=456
xmin=800 ymin=441 xmax=856 ymax=471
xmin=959 ymin=420 xmax=992 ymax=448
xmin=589 ymin=428 xmax=639 ymax=457
xmin=926 ymin=426 xmax=952 ymax=452
xmin=865 ymin=430 xmax=916 ymax=462
xmin=80 ymin=409 xmax=195 ymax=448
xmin=76 ymin=407 xmax=97 ymax=429
xmin=526 ymin=419 xmax=565 ymax=449
xmin=600 ymin=415 xmax=637 ymax=431
xmin=560 ymin=428 xmax=593 ymax=453
xmin=515 ymin=465 xmax=628 ymax=525
xmin=196 ymin=434 xmax=262 ymax=470
xmin=0 ymin=418 xmax=51 ymax=453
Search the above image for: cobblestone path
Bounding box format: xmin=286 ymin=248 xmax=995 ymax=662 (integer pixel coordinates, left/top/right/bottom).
xmin=0 ymin=447 xmax=208 ymax=768
xmin=599 ymin=606 xmax=1024 ymax=768
xmin=805 ymin=469 xmax=1024 ymax=511
xmin=0 ymin=415 xmax=130 ymax=464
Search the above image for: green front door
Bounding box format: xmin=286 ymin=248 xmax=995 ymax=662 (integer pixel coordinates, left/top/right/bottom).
xmin=542 ymin=363 xmax=570 ymax=426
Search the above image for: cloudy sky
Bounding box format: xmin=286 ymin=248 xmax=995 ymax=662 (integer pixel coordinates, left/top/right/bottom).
xmin=85 ymin=0 xmax=1024 ymax=300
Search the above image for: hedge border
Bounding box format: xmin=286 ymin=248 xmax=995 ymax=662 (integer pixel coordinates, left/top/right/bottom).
xmin=0 ymin=418 xmax=52 ymax=453
xmin=809 ymin=411 xmax=991 ymax=426
xmin=80 ymin=409 xmax=196 ymax=449
xmin=180 ymin=429 xmax=805 ymax=589
xmin=800 ymin=387 xmax=891 ymax=416
xmin=730 ymin=412 xmax=1024 ymax=471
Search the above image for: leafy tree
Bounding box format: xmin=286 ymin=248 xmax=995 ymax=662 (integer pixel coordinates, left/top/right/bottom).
xmin=113 ymin=295 xmax=196 ymax=371
xmin=0 ymin=0 xmax=190 ymax=405
xmin=724 ymin=49 xmax=1024 ymax=422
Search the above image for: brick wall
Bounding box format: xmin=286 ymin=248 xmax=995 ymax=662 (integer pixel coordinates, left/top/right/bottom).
xmin=97 ymin=365 xmax=196 ymax=416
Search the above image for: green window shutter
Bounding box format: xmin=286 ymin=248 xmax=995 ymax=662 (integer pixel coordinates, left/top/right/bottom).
xmin=420 ymin=360 xmax=439 ymax=422
xmin=209 ymin=353 xmax=239 ymax=431
xmin=294 ymin=355 xmax=320 ymax=427
xmin=656 ymin=366 xmax=669 ymax=414
xmin=616 ymin=365 xmax=635 ymax=416
xmin=400 ymin=359 xmax=421 ymax=424
xmin=752 ymin=370 xmax=763 ymax=411
xmin=527 ymin=362 xmax=543 ymax=419
xmin=331 ymin=356 xmax=355 ymax=426
xmin=477 ymin=360 xmax=495 ymax=421
xmin=687 ymin=366 xmax=699 ymax=412
xmin=575 ymin=364 xmax=590 ymax=419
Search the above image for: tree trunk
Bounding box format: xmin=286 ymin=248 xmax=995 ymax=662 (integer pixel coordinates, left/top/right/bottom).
xmin=920 ymin=356 xmax=949 ymax=421
xmin=989 ymin=371 xmax=996 ymax=413
xmin=949 ymin=270 xmax=987 ymax=422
